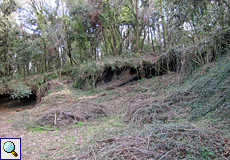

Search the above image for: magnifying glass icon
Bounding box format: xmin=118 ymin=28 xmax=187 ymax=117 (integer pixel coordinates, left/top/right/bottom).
xmin=3 ymin=141 xmax=18 ymax=157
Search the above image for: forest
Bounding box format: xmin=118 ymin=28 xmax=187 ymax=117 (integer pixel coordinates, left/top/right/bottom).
xmin=1 ymin=0 xmax=230 ymax=159
xmin=0 ymin=0 xmax=229 ymax=78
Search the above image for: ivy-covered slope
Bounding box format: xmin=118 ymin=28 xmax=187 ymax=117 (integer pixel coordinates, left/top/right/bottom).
xmin=165 ymin=55 xmax=230 ymax=127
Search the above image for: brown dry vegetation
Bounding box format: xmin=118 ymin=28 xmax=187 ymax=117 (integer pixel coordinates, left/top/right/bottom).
xmin=0 ymin=54 xmax=230 ymax=159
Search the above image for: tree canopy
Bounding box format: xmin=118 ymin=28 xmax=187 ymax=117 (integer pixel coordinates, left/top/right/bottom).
xmin=0 ymin=0 xmax=229 ymax=78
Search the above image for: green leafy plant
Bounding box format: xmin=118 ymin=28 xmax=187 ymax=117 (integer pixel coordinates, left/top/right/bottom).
xmin=138 ymin=77 xmax=146 ymax=83
xmin=10 ymin=84 xmax=31 ymax=99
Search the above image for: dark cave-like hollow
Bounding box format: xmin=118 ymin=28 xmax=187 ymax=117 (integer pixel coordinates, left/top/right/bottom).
xmin=95 ymin=58 xmax=178 ymax=88
xmin=0 ymin=94 xmax=37 ymax=111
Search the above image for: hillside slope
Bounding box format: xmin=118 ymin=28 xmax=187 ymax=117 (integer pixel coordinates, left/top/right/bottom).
xmin=1 ymin=54 xmax=229 ymax=159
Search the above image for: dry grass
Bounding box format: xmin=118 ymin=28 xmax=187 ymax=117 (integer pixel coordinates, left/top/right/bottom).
xmin=1 ymin=56 xmax=230 ymax=159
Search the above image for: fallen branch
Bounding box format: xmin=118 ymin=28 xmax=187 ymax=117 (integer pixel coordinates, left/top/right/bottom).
xmin=96 ymin=138 xmax=116 ymax=143
xmin=47 ymin=146 xmax=63 ymax=151
xmin=159 ymin=148 xmax=177 ymax=160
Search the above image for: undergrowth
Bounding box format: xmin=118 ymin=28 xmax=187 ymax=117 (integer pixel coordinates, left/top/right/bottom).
xmin=166 ymin=55 xmax=230 ymax=128
xmin=3 ymin=31 xmax=230 ymax=159
xmin=74 ymin=54 xmax=230 ymax=159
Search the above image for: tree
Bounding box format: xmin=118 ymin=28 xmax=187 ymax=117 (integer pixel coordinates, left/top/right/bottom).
xmin=0 ymin=0 xmax=18 ymax=76
xmin=1 ymin=0 xmax=229 ymax=79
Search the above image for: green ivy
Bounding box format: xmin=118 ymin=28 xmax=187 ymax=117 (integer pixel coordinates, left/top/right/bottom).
xmin=10 ymin=84 xmax=32 ymax=99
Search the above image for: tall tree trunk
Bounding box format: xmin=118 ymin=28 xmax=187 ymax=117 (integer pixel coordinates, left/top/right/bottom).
xmin=162 ymin=19 xmax=166 ymax=49
xmin=166 ymin=8 xmax=171 ymax=47
xmin=112 ymin=27 xmax=117 ymax=56
xmin=116 ymin=25 xmax=124 ymax=54
xmin=27 ymin=63 xmax=30 ymax=75
xmin=152 ymin=39 xmax=155 ymax=53
xmin=141 ymin=29 xmax=146 ymax=51
xmin=157 ymin=23 xmax=161 ymax=47
xmin=136 ymin=0 xmax=139 ymax=52
xmin=17 ymin=62 xmax=21 ymax=75
xmin=67 ymin=41 xmax=73 ymax=66
xmin=44 ymin=58 xmax=47 ymax=72
xmin=103 ymin=36 xmax=108 ymax=56
xmin=23 ymin=65 xmax=26 ymax=78
xmin=127 ymin=25 xmax=130 ymax=49
xmin=5 ymin=16 xmax=10 ymax=76
xmin=102 ymin=28 xmax=108 ymax=56
xmin=33 ymin=63 xmax=36 ymax=74
xmin=147 ymin=25 xmax=150 ymax=44
xmin=150 ymin=27 xmax=155 ymax=53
